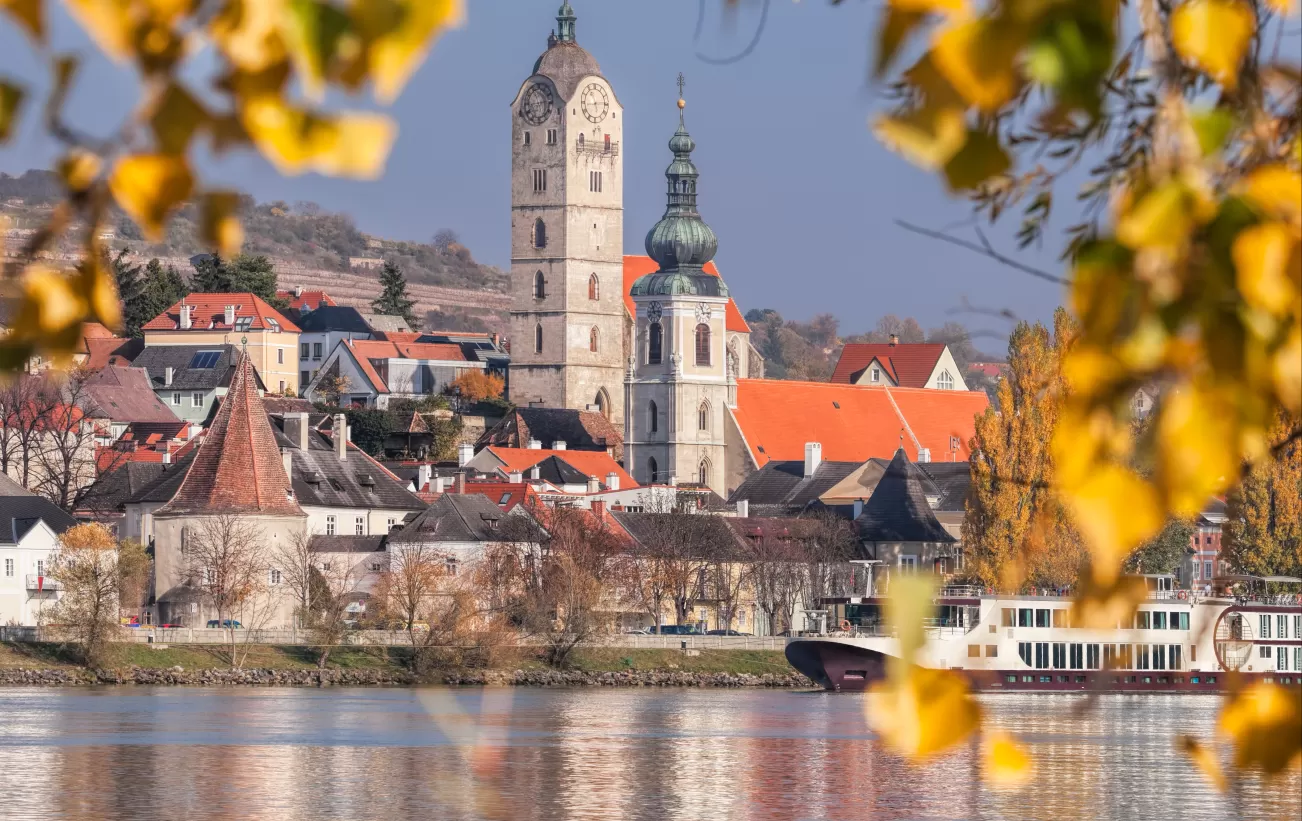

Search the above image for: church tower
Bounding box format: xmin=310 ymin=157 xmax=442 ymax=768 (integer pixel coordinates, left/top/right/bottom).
xmin=508 ymin=3 xmax=625 ymax=423
xmin=625 ymin=85 xmax=731 ymax=497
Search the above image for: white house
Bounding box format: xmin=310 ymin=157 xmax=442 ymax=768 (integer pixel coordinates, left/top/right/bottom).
xmin=829 ymin=340 xmax=970 ymax=391
xmin=302 ymin=337 xmax=486 ymax=409
xmin=0 ymin=473 xmax=78 ymax=626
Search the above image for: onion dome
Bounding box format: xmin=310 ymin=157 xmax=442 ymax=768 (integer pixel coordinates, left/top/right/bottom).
xmin=531 ymin=2 xmax=602 ymax=101
xmin=632 ymin=95 xmax=727 ymax=299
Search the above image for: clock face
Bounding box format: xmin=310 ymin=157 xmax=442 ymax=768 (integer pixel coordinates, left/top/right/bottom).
xmin=522 ymin=83 xmax=553 ymax=125
xmin=580 ymin=83 xmax=609 ymax=123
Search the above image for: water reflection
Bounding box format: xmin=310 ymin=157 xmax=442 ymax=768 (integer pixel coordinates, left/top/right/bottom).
xmin=0 ymin=687 xmax=1296 ymax=821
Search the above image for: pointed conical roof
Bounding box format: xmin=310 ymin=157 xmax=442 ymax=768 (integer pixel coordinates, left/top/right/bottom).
xmin=856 ymin=449 xmax=955 ymax=543
xmin=155 ymin=350 xmax=304 ymax=518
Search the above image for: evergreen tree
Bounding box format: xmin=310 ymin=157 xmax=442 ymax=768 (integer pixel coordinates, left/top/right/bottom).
xmin=107 ymin=250 xmax=146 ymax=336
xmin=191 ymin=253 xmax=229 ymax=292
xmin=1124 ymin=519 xmax=1195 ymax=575
xmin=1223 ymin=412 xmax=1302 ymax=578
xmin=136 ymin=258 xmax=190 ymax=333
xmin=371 ymin=261 xmax=417 ymax=329
xmin=188 ymin=253 xmax=280 ymax=304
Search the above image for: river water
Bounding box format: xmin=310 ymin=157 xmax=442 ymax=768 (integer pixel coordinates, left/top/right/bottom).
xmin=0 ymin=687 xmax=1297 ymax=821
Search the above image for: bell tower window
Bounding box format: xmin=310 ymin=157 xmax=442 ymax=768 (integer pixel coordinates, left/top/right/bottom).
xmin=533 ymin=270 xmax=546 ymax=299
xmin=534 ymin=323 xmax=543 ymax=354
xmin=698 ymin=401 xmax=709 ymax=432
xmin=589 ymin=326 xmax=599 ymax=353
xmin=695 ymin=323 xmax=711 ymax=366
xmin=533 ymin=219 xmax=546 ymax=248
xmin=648 ymin=401 xmax=658 ymax=433
xmin=698 ymin=458 xmax=710 ymax=487
xmin=532 ymin=169 xmax=547 ymax=192
xmin=588 ymin=273 xmax=599 ymax=301
xmin=648 ymin=457 xmax=658 ymax=484
xmin=648 ymin=322 xmax=663 ymax=365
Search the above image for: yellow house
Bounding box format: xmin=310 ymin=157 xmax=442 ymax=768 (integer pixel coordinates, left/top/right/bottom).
xmin=141 ymin=293 xmax=302 ymax=394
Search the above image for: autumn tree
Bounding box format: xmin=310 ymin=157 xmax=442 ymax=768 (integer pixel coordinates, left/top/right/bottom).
xmin=48 ymin=523 xmax=150 ymax=666
xmin=1124 ymin=519 xmax=1195 ymax=576
xmin=1223 ymin=413 xmax=1302 ymax=578
xmin=183 ymin=515 xmax=274 ymax=668
xmin=450 ymin=370 xmax=505 ymax=403
xmin=372 ymin=261 xmax=418 ymax=330
xmin=275 ymin=528 xmax=361 ymax=669
xmin=748 ymin=530 xmax=807 ymax=636
xmin=314 ymin=373 xmax=352 ymax=407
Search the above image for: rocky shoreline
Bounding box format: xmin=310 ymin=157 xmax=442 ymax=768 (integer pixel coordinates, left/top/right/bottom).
xmin=0 ymin=666 xmax=810 ymax=688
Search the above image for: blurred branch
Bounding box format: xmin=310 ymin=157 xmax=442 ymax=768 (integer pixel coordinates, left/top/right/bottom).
xmin=895 ymin=219 xmax=1069 ymax=286
xmin=695 ymin=0 xmax=770 ymax=65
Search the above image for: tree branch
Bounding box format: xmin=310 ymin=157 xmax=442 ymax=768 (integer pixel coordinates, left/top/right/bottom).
xmin=895 ymin=219 xmax=1070 ymax=286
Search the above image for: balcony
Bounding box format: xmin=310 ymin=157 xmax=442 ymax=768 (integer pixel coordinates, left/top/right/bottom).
xmin=26 ymin=575 xmax=61 ymax=591
xmin=576 ymin=139 xmax=619 ymax=157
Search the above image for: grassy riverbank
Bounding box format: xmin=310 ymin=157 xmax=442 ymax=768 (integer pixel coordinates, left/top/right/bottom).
xmin=0 ymin=642 xmax=795 ymax=680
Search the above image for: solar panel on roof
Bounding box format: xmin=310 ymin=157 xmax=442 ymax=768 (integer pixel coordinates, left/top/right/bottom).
xmin=189 ymin=351 xmax=221 ymax=369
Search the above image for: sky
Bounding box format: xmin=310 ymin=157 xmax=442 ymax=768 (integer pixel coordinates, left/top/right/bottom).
xmin=0 ymin=1 xmax=1076 ymax=346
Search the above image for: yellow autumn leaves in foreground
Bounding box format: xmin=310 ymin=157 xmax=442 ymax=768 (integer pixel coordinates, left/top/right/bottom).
xmin=0 ymin=0 xmax=463 ymax=367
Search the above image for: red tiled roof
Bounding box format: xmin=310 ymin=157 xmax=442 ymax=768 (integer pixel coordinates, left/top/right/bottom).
xmin=155 ymin=350 xmax=304 ymax=517
xmin=461 ymin=481 xmax=540 ymax=512
xmin=729 ymin=379 xmax=987 ymax=467
xmin=142 ymin=292 xmax=301 ymax=333
xmin=94 ymin=436 xmax=199 ymax=472
xmin=622 ymin=256 xmax=749 ymax=333
xmin=80 ymin=322 xmax=118 ymax=340
xmin=276 ymin=290 xmax=336 ymax=311
xmin=830 ymin=343 xmax=946 ymax=386
xmin=342 ymin=339 xmax=469 ymax=394
xmin=484 ymin=446 xmax=638 ymax=489
xmin=970 ymin=362 xmax=1008 ymax=378
xmin=82 ymin=366 xmax=179 ymax=424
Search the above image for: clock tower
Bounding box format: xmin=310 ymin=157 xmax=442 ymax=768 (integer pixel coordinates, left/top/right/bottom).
xmin=508 ymin=3 xmax=625 ymax=423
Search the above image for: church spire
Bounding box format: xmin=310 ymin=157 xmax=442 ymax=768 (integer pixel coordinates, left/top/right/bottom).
xmin=556 ymin=2 xmax=577 ymax=42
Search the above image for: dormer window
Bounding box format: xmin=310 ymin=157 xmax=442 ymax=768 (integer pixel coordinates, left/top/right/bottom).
xmin=871 ymin=367 xmax=881 ymax=383
xmin=234 ymin=316 xmax=253 ymax=332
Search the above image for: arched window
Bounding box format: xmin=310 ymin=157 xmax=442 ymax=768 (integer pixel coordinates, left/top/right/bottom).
xmin=534 ymin=323 xmax=543 ymax=354
xmin=937 ymin=370 xmax=954 ymax=390
xmin=578 ymin=133 xmax=585 ymax=148
xmin=648 ymin=400 xmax=658 ymax=433
xmin=533 ymin=218 xmax=546 ymax=249
xmin=589 ymin=326 xmax=599 ymax=353
xmin=533 ymin=270 xmax=546 ymax=299
xmin=698 ymin=401 xmax=709 ymax=432
xmin=648 ymin=457 xmax=659 ymax=484
xmin=698 ymin=458 xmax=710 ymax=487
xmin=648 ymin=321 xmax=663 ymax=365
xmin=604 ymin=134 xmax=611 ymax=150
xmin=588 ymin=273 xmax=599 ymax=301
xmin=695 ymin=323 xmax=711 ymax=366
xmin=594 ymin=389 xmax=609 ymax=417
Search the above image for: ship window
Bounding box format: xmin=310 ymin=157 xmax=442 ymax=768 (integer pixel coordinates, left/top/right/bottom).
xmin=1034 ymin=643 xmax=1049 ymax=669
xmin=1035 ymin=609 xmax=1050 ymax=628
xmin=1173 ymin=612 xmax=1189 ymax=630
xmin=1152 ymin=611 xmax=1167 ymax=630
xmin=1018 ymin=609 xmax=1032 ymax=628
xmin=1001 ymin=608 xmax=1015 ymax=627
xmin=1006 ymin=675 xmax=1017 ymax=683
xmin=1039 ymin=675 xmax=1052 ymax=683
xmin=1169 ymin=645 xmax=1182 ymax=671
xmin=967 ymin=645 xmax=981 ymax=658
xmin=1279 ymin=614 xmax=1289 ymax=639
xmin=1069 ymin=643 xmax=1083 ymax=669
xmin=1137 ymin=645 xmax=1151 ymax=670
xmin=1017 ymin=642 xmax=1031 ymax=666
xmin=1153 ymin=644 xmax=1166 ymax=670
xmin=1022 ymin=675 xmax=1034 ymax=683
xmin=986 ymin=645 xmax=998 ymax=657
xmin=1136 ymin=611 xmax=1152 ymax=630
xmin=1190 ymin=645 xmax=1196 ymax=663
xmin=1087 ymin=644 xmax=1100 ymax=669
xmin=1052 ymin=643 xmax=1066 ymax=669
xmin=1260 ymin=614 xmax=1271 ymax=639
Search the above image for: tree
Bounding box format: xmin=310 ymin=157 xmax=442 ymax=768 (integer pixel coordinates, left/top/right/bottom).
xmin=0 ymin=375 xmax=60 ymax=490
xmin=963 ymin=309 xmax=1085 ymax=590
xmin=372 ymin=261 xmax=418 ymax=329
xmin=749 ymin=530 xmax=807 ymax=636
xmin=107 ymin=250 xmax=147 ymax=337
xmin=1223 ymin=413 xmax=1302 ymax=578
xmin=33 ymin=369 xmax=106 ymax=513
xmin=189 ymin=253 xmax=280 ymax=303
xmin=450 ymin=370 xmax=505 ymax=403
xmin=1124 ymin=519 xmax=1195 ymax=576
xmin=48 ymin=524 xmax=150 ymax=666
xmin=432 ymin=229 xmax=459 ymax=251
xmin=276 ymin=528 xmax=359 ymax=669
xmin=183 ymin=515 xmax=273 ymax=668
xmin=136 ymin=258 xmax=190 ymax=331
xmin=315 ymin=373 xmax=352 ymax=408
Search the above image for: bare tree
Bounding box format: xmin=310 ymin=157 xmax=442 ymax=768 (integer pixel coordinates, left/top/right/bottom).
xmin=34 ymin=369 xmax=105 ymax=512
xmin=802 ymin=512 xmax=859 ymax=608
xmin=183 ymin=515 xmax=273 ymax=668
xmin=631 ymin=495 xmax=727 ymax=627
xmin=0 ymin=374 xmax=60 ymax=490
xmin=379 ymin=539 xmax=448 ymax=645
xmin=749 ymin=531 xmax=807 ymax=636
xmin=432 ymin=228 xmax=459 ymax=251
xmin=48 ymin=523 xmax=151 ymax=666
xmin=275 ymin=528 xmax=361 ymax=668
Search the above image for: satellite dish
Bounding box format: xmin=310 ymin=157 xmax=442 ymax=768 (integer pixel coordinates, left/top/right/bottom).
xmin=1214 ymin=611 xmax=1254 ymax=672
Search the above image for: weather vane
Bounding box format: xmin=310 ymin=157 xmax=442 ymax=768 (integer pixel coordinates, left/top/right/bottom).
xmin=676 ymin=72 xmax=686 ymax=123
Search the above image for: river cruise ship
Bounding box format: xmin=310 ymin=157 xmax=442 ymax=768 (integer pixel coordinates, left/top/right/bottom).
xmin=785 ymin=575 xmax=1302 ymax=693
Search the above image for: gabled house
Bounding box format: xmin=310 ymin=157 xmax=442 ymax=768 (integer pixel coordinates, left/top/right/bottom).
xmin=302 ymin=337 xmax=485 ymax=409
xmin=855 ymin=449 xmax=961 ymax=588
xmin=80 ymin=366 xmax=180 ymax=442
xmin=386 ymin=492 xmax=534 ymax=574
xmin=292 ymin=305 xmax=376 ymax=389
xmin=0 ymin=473 xmax=78 ymax=625
xmin=465 ymin=445 xmax=636 ymax=495
xmin=277 ymin=288 xmax=337 ymax=314
xmin=477 ymin=406 xmax=623 ymax=460
xmin=130 ymin=344 xmax=265 ymax=424
xmin=830 ymin=340 xmax=969 ymax=391
xmin=726 ymin=444 xmax=862 ymax=517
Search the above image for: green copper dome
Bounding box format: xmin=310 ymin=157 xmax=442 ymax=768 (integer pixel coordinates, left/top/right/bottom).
xmin=632 ymin=103 xmax=726 ymax=299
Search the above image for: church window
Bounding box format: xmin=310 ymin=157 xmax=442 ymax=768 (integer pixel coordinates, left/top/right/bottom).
xmin=698 ymin=459 xmax=710 ymax=487
xmin=594 ymin=390 xmax=609 ymax=417
xmin=588 ymin=273 xmax=599 ymax=300
xmin=523 ymin=131 xmax=531 ymax=146
xmin=532 ymin=169 xmax=547 ymax=193
xmin=695 ymin=324 xmax=711 ymax=366
xmin=604 ymin=134 xmax=611 ymax=151
xmin=648 ymin=401 xmax=658 ymax=433
xmin=533 ymin=270 xmax=546 ymax=299
xmin=937 ymin=370 xmax=954 ymax=390
xmin=648 ymin=457 xmax=659 ymax=484
xmin=698 ymin=401 xmax=709 ymax=432
xmin=533 ymin=219 xmax=546 ymax=248
xmin=546 ymin=128 xmax=557 ymax=145
xmin=590 ymin=171 xmax=602 ymax=192
xmin=589 ymin=326 xmax=599 ymax=353
xmin=534 ymin=323 xmax=544 ymax=354
xmin=578 ymin=133 xmax=585 ymax=148
xmin=648 ymin=322 xmax=663 ymax=365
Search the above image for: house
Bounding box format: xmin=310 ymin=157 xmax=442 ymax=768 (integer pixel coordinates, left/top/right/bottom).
xmin=418 ymin=331 xmax=511 ymax=383
xmin=277 ymin=288 xmax=337 ymax=314
xmin=726 ymin=444 xmax=862 ymax=517
xmin=0 ymin=472 xmax=78 ymax=625
xmin=292 ymin=305 xmax=377 ymax=390
xmin=855 ymin=449 xmax=961 ymax=588
xmin=476 ymin=406 xmax=623 ymax=461
xmin=1184 ymin=498 xmax=1229 ymax=592
xmin=465 ymin=445 xmax=636 ymax=494
xmin=141 ymin=292 xmax=302 ymax=395
xmin=360 ymin=313 xmax=412 ymax=334
xmin=75 ymin=323 xmax=142 ymax=370
xmin=386 ymin=492 xmax=530 ymax=573
xmin=80 ymin=366 xmax=180 ymax=442
xmin=130 ymin=344 xmax=265 ymax=424
xmin=819 ymin=456 xmax=972 ymax=538
xmin=830 ymin=339 xmax=970 ymax=391
xmin=302 ymin=337 xmax=486 ymax=409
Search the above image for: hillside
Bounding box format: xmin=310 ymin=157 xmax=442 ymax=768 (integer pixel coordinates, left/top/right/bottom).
xmin=0 ymin=169 xmax=510 ymax=330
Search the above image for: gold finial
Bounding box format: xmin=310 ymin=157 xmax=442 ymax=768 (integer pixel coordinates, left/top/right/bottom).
xmin=677 ymin=72 xmax=686 ymax=110
xmin=677 ymin=98 xmax=685 ymax=109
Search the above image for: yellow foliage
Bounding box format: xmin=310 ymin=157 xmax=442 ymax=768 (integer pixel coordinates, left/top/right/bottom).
xmin=1069 ymin=569 xmax=1148 ymax=629
xmin=79 ymin=252 xmax=122 ymax=331
xmin=201 ymin=191 xmax=245 ymax=256
xmin=873 ymin=106 xmax=967 ymax=170
xmin=867 ymin=667 xmax=981 ymax=760
xmin=1277 ymin=326 xmax=1302 ymax=414
xmin=149 ymin=82 xmax=209 ymax=155
xmin=1155 ymin=384 xmax=1241 ymax=516
xmin=1061 ymin=465 xmax=1163 ymax=578
xmin=239 ymin=96 xmax=396 ymax=178
xmin=943 ymin=129 xmax=1011 ymax=192
xmin=1233 ymin=223 xmax=1300 ymax=315
xmin=353 ymin=0 xmax=465 ymax=103
xmin=1239 ymin=165 xmax=1302 ymax=227
xmin=931 ymin=18 xmax=1023 ymax=113
xmin=57 ymin=149 xmax=103 ymax=192
xmin=109 ymin=153 xmax=194 ymax=240
xmin=64 ymin=0 xmax=138 ymax=62
xmin=1218 ymin=683 xmax=1302 ymax=774
xmin=1179 ymin=735 xmax=1228 ymax=792
xmin=1170 ymin=0 xmax=1255 ymax=90
xmin=0 ymin=81 xmax=24 ymax=142
xmin=209 ymin=0 xmax=290 ymax=72
xmin=0 ymin=0 xmax=44 ymax=43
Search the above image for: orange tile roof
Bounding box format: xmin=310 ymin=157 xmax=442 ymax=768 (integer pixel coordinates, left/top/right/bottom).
xmin=276 ymin=290 xmax=337 ymax=311
xmin=343 ymin=339 xmax=469 ymax=393
xmin=142 ymin=292 xmax=301 ymax=333
xmin=460 ymin=481 xmax=540 ymax=512
xmin=484 ymin=446 xmax=638 ymax=489
xmin=729 ymin=379 xmax=987 ymax=467
xmin=622 ymin=256 xmax=749 ymax=333
xmin=830 ymin=343 xmax=946 ymax=386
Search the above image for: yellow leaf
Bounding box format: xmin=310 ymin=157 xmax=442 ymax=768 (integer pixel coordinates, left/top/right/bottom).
xmin=1069 ymin=570 xmax=1148 ymax=629
xmin=874 ymin=8 xmax=927 ymax=81
xmin=867 ymin=668 xmax=981 ymax=760
xmin=943 ymin=129 xmax=1011 ymax=191
xmin=985 ymin=732 xmax=1033 ymax=786
xmin=210 ymin=0 xmax=289 ymax=72
xmin=108 ymin=154 xmax=194 ymax=240
xmin=79 ymin=252 xmax=121 ymax=330
xmin=873 ymin=106 xmax=967 ymax=170
xmin=1218 ymin=683 xmax=1302 ymax=773
xmin=0 ymin=80 xmax=24 ymax=142
xmin=64 ymin=0 xmax=137 ymax=62
xmin=885 ymin=574 xmax=937 ymax=667
xmin=0 ymin=0 xmax=44 ymax=43
xmin=56 ymin=149 xmax=102 ymax=192
xmin=1063 ymin=465 xmax=1163 ymax=573
xmin=931 ymin=19 xmax=1023 ymax=113
xmin=149 ymin=82 xmax=208 ymax=155
xmin=1171 ymin=0 xmax=1255 ymax=90
xmin=1234 ymin=223 xmax=1300 ymax=314
xmin=892 ymin=0 xmax=966 ymax=13
xmin=1116 ymin=182 xmax=1196 ymax=250
xmin=1275 ymin=325 xmax=1301 ymax=414
xmin=13 ymin=265 xmax=87 ymax=337
xmin=1179 ymin=735 xmax=1227 ymax=792
xmin=1156 ymin=384 xmax=1239 ymax=515
xmin=282 ymin=0 xmax=351 ymax=100
xmin=201 ymin=191 xmax=244 ymax=256
xmin=240 ymin=96 xmax=396 ymax=179
xmin=1239 ymin=165 xmax=1302 ymax=227
xmin=351 ymin=0 xmax=464 ymax=104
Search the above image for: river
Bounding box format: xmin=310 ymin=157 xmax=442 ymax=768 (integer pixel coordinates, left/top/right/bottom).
xmin=0 ymin=687 xmax=1297 ymax=821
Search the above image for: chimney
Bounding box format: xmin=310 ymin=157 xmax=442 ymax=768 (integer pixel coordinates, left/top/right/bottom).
xmin=457 ymin=442 xmax=474 ymax=467
xmin=508 ymin=469 xmax=523 ymax=483
xmin=917 ymin=447 xmax=931 ymax=463
xmin=889 ymin=333 xmax=899 ymax=347
xmin=668 ymin=474 xmax=678 ymax=487
xmin=455 ymin=471 xmax=466 ymax=494
xmin=333 ymin=413 xmax=347 ymax=461
xmin=179 ymin=303 xmax=192 ymax=329
xmin=737 ymin=499 xmax=749 ymax=518
xmin=605 ymin=471 xmax=619 ymax=491
xmin=529 ymin=465 xmax=541 ymax=481
xmin=294 ymin=286 xmax=304 ymax=297
xmin=553 ymin=439 xmax=567 ymax=451
xmin=161 ymin=444 xmax=172 ymax=465
xmin=164 ymin=367 xmax=173 ymax=386
xmin=526 ymin=438 xmax=542 ymax=450
xmin=281 ymin=447 xmax=293 ymax=482
xmin=224 ymin=305 xmax=236 ymax=326
xmin=592 ymin=500 xmax=606 ymax=518
xmin=804 ymin=442 xmax=823 ymax=478
xmin=432 ymin=476 xmax=447 ymax=494
xmin=853 ymin=499 xmax=864 ymax=519
xmin=285 ymin=412 xmax=310 ymax=451
xmin=587 ymin=475 xmax=600 ymax=494
xmin=417 ymin=463 xmax=433 ymax=492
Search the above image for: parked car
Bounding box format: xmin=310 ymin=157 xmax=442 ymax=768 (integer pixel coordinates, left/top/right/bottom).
xmin=646 ymin=624 xmax=703 ymax=635
xmin=705 ymin=629 xmax=753 ymax=636
xmin=158 ymin=624 xmax=183 ymax=629
xmin=206 ymin=620 xmax=244 ymax=629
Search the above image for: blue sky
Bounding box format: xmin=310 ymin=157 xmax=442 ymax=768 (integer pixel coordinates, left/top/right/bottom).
xmin=0 ymin=1 xmax=1073 ymax=342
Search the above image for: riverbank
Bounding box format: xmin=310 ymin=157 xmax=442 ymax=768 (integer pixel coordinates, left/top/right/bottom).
xmin=0 ymin=642 xmax=809 ymax=688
